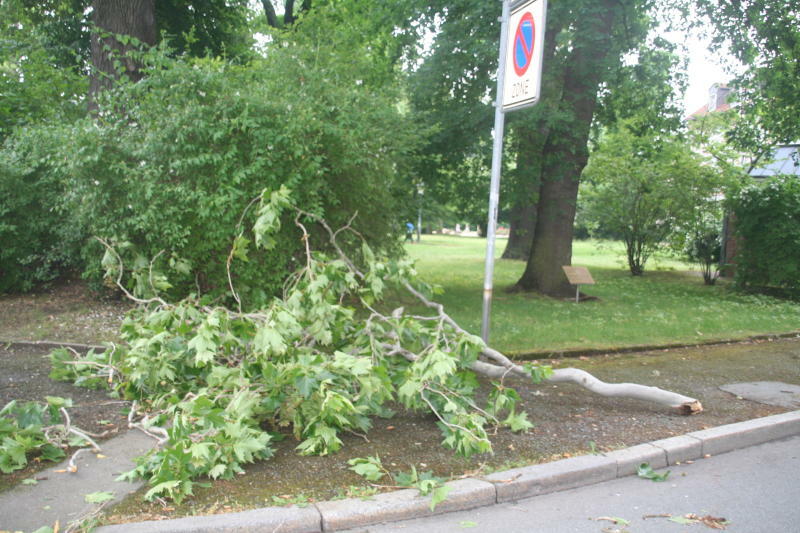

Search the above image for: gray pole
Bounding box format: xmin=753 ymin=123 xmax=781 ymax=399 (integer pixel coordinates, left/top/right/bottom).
xmin=480 ymin=0 xmax=511 ymax=343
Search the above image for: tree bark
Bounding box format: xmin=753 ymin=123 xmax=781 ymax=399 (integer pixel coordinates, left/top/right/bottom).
xmin=502 ymin=135 xmax=540 ymax=260
xmin=514 ymin=0 xmax=619 ymax=297
xmin=89 ymin=0 xmax=156 ymax=111
xmin=502 ymin=200 xmax=537 ymax=259
xmin=262 ymin=0 xmax=280 ymax=28
xmin=284 ymin=0 xmax=296 ymax=25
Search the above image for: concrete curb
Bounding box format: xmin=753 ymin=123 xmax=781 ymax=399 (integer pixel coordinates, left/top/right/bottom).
xmin=4 ymin=331 xmax=799 ymax=362
xmin=507 ymin=331 xmax=800 ymax=360
xmin=0 ymin=339 xmax=105 ymax=352
xmin=94 ymin=410 xmax=800 ymax=533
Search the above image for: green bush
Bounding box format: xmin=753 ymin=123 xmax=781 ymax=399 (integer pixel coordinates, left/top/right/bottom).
xmin=731 ymin=175 xmax=800 ymax=291
xmin=0 ymin=126 xmax=84 ymax=293
xmin=54 ymin=36 xmax=420 ymax=304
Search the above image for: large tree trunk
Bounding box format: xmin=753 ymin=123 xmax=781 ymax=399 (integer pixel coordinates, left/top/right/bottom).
xmin=514 ymin=0 xmax=619 ymax=297
xmin=502 ymin=200 xmax=537 ymax=259
xmin=502 ymin=130 xmax=540 ymax=260
xmin=89 ymin=0 xmax=156 ymax=111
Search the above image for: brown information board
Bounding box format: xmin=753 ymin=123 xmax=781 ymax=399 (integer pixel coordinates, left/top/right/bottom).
xmin=562 ymin=266 xmax=595 ymax=286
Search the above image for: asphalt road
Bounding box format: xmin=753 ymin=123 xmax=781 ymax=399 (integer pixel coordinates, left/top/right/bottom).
xmin=343 ymin=435 xmax=800 ymax=533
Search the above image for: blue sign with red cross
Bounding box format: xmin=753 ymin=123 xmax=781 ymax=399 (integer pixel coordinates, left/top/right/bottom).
xmin=512 ymin=12 xmax=535 ymax=76
xmin=502 ymin=0 xmax=546 ymax=111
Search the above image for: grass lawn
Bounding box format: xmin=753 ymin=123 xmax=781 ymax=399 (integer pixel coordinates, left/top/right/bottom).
xmin=403 ymin=235 xmax=800 ymax=355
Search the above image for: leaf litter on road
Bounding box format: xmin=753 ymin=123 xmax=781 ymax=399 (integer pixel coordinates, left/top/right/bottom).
xmin=637 ymin=462 xmax=670 ymax=481
xmin=644 ymin=512 xmax=730 ymax=529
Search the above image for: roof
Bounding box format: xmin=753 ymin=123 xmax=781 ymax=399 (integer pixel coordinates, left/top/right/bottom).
xmin=750 ymin=145 xmax=800 ymax=178
xmin=688 ymin=102 xmax=732 ymax=119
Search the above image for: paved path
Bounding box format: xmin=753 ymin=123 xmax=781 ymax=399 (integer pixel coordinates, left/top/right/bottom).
xmin=344 ymin=435 xmax=800 ymax=533
xmin=0 ymin=429 xmax=153 ymax=532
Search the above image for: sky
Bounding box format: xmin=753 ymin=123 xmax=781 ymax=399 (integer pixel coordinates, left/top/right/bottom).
xmin=682 ymin=35 xmax=733 ymax=115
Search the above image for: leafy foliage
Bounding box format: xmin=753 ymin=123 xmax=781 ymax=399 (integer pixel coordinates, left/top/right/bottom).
xmin=0 ymin=0 xmax=87 ymax=141
xmin=51 ymin=189 xmax=549 ymax=503
xmin=0 ymin=397 xmax=79 ymax=474
xmin=348 ymin=455 xmax=452 ymax=510
xmin=582 ymin=127 xmax=722 ymax=276
xmin=701 ymin=0 xmax=800 ymax=147
xmin=43 ymin=21 xmax=421 ymax=303
xmin=685 ymin=222 xmax=722 ymax=286
xmin=731 ymin=175 xmax=800 ymax=292
xmin=0 ymin=126 xmax=85 ymax=292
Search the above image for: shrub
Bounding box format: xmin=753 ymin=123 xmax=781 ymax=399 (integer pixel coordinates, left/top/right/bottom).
xmin=685 ymin=226 xmax=721 ymax=285
xmin=55 ymin=39 xmax=420 ymax=305
xmin=731 ymin=175 xmax=800 ymax=291
xmin=0 ymin=126 xmax=84 ymax=293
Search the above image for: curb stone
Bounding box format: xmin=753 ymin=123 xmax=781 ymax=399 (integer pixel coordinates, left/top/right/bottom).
xmin=92 ymin=410 xmax=800 ymax=533
xmin=485 ymin=453 xmax=617 ymax=503
xmin=650 ymin=435 xmax=703 ymax=465
xmin=508 ymin=331 xmax=800 ymax=360
xmin=316 ymin=478 xmax=494 ymax=532
xmin=96 ymin=505 xmax=322 ymax=533
xmin=603 ymin=443 xmax=667 ymax=476
xmin=4 ymin=331 xmax=799 ymax=362
xmin=0 ymin=339 xmax=105 ymax=352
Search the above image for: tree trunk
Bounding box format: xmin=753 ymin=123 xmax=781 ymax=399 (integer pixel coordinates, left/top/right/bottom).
xmin=502 ymin=201 xmax=537 ymax=259
xmin=514 ymin=0 xmax=619 ymax=297
xmin=502 ymin=131 xmax=540 ymax=260
xmin=89 ymin=0 xmax=156 ymax=111
xmin=284 ymin=0 xmax=296 ymax=25
xmin=262 ymin=1 xmax=280 ymax=28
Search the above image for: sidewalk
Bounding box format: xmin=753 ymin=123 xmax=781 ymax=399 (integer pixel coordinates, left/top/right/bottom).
xmin=0 ymin=430 xmax=153 ymax=532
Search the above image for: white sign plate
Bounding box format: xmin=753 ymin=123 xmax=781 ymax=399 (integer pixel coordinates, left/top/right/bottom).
xmin=502 ymin=0 xmax=546 ymax=112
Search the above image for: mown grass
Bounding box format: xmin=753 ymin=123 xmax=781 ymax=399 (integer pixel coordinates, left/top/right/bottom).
xmin=402 ymin=235 xmax=800 ymax=354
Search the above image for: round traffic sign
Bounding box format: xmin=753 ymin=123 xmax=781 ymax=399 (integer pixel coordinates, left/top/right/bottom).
xmin=512 ymin=12 xmax=535 ymax=77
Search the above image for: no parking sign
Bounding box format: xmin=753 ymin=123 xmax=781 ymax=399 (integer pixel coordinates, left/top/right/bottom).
xmin=502 ymin=0 xmax=546 ymax=111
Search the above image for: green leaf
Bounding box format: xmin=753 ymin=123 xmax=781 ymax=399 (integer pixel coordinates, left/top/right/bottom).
xmin=21 ymin=478 xmax=38 ymax=485
xmin=44 ymin=396 xmax=72 ymax=409
xmin=253 ymin=325 xmax=286 ymax=356
xmin=602 ymin=517 xmax=630 ymax=526
xmin=188 ymin=332 xmax=216 ymax=365
xmin=459 ymin=521 xmax=478 ymax=528
xmin=348 ymin=457 xmax=385 ymax=482
xmin=208 ymin=463 xmax=228 ymax=479
xmin=637 ymin=463 xmax=670 ymax=482
xmin=232 ymin=234 xmax=251 ymax=262
xmin=668 ymin=516 xmax=697 ymax=525
xmin=429 ymin=484 xmax=452 ymax=511
xmin=85 ymin=491 xmax=115 ymax=503
xmin=144 ymin=480 xmax=182 ymax=501
xmin=503 ymin=411 xmax=534 ymax=432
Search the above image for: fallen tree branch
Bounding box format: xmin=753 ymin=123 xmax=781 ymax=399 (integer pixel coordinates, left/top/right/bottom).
xmin=292 ymin=203 xmax=705 ymax=415
xmin=400 ymin=273 xmax=702 ymax=414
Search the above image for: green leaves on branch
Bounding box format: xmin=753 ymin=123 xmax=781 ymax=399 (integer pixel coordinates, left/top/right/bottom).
xmin=731 ymin=175 xmax=800 ymax=292
xmin=51 ymin=190 xmax=549 ymax=502
xmin=0 ymin=397 xmax=80 ymax=474
xmin=348 ymin=456 xmax=452 ymax=511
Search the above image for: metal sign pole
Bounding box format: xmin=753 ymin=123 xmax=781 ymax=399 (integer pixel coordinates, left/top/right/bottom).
xmin=480 ymin=0 xmax=511 ymax=343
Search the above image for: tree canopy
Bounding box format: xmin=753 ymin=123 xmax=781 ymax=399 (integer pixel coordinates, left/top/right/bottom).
xmin=701 ymin=0 xmax=800 ymax=147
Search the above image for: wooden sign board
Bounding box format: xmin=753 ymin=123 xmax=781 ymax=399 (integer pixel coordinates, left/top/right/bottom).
xmin=562 ymin=266 xmax=595 ymax=286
